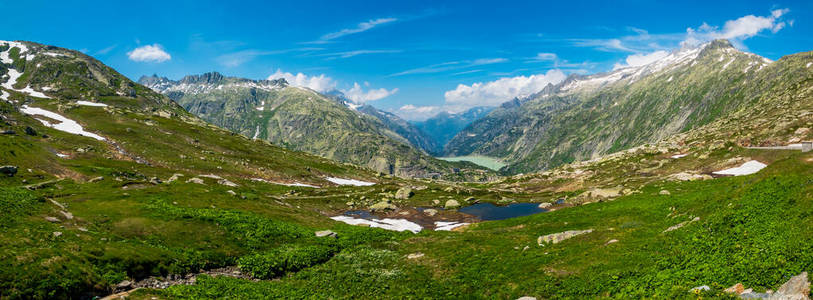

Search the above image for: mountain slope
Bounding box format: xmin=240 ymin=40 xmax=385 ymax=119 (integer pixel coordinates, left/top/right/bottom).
xmin=410 ymin=106 xmax=494 ymax=155
xmin=355 ymin=104 xmax=438 ymax=154
xmin=139 ymin=73 xmax=483 ymax=178
xmin=446 ymin=39 xmax=812 ymax=173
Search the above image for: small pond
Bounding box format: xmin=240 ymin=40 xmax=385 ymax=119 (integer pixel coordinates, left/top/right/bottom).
xmin=458 ymin=202 xmax=546 ymax=221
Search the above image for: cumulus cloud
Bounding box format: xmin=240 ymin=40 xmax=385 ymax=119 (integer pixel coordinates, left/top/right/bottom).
xmin=613 ymin=50 xmax=669 ymax=70
xmin=396 ymin=105 xmax=444 ymax=121
xmin=321 ymin=18 xmax=397 ymax=41
xmin=682 ymin=9 xmax=789 ymax=47
xmin=341 ymin=82 xmax=398 ymax=103
xmin=444 ymin=69 xmax=567 ymax=108
xmin=127 ymin=44 xmax=171 ymax=63
xmin=267 ymin=69 xmax=337 ymax=92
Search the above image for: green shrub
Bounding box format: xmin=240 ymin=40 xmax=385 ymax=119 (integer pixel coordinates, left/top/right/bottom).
xmin=238 ymin=245 xmax=335 ymax=279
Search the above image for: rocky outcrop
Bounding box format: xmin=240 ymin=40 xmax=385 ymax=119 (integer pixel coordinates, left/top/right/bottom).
xmin=537 ymin=229 xmax=594 ymax=245
xmin=0 ymin=165 xmax=18 ymax=177
xmin=394 ymin=187 xmax=414 ymax=200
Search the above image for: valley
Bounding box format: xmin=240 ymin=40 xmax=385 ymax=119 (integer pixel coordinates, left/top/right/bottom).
xmin=1 ymin=4 xmax=812 ymax=299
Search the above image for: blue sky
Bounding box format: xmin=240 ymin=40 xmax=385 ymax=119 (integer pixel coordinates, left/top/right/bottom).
xmin=1 ymin=0 xmax=810 ymax=120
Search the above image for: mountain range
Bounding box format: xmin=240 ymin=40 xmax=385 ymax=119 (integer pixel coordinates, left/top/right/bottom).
xmin=138 ymin=72 xmax=489 ymax=179
xmin=444 ymin=39 xmax=813 ymax=173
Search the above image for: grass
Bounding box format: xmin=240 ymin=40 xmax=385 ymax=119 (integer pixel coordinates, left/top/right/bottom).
xmin=125 ymin=152 xmax=812 ymax=299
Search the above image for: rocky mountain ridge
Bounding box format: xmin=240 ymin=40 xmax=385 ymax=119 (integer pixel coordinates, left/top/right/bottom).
xmin=445 ymin=39 xmax=812 ymax=173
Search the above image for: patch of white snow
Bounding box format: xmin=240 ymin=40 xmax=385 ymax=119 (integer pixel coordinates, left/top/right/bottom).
xmin=19 ymin=105 xmax=106 ymax=141
xmin=326 ymin=177 xmax=375 ymax=186
xmin=76 ymin=100 xmax=108 ymax=107
xmin=712 ymin=161 xmax=767 ymax=176
xmin=435 ymin=221 xmax=469 ymax=231
xmin=330 ymin=215 xmax=422 ymax=233
xmin=807 ymin=62 xmax=812 ymax=68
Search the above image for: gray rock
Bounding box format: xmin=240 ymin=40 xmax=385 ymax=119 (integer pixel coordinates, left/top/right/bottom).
xmin=773 ymin=272 xmax=809 ymax=300
xmin=445 ymin=199 xmax=460 ymax=209
xmin=406 ymin=252 xmax=424 ymax=259
xmin=218 ymin=179 xmax=239 ymax=187
xmin=59 ymin=211 xmax=74 ymax=220
xmin=423 ymin=209 xmax=438 ymax=216
xmin=89 ymin=176 xmax=104 ymax=183
xmin=24 ymin=126 xmax=37 ymax=136
xmin=659 ymin=190 xmax=671 ymax=195
xmin=186 ymin=178 xmax=205 ymax=184
xmin=370 ymin=201 xmax=397 ymax=211
xmin=167 ymin=173 xmax=184 ymax=182
xmin=690 ymin=285 xmax=710 ymax=293
xmin=44 ymin=216 xmax=60 ymax=223
xmin=0 ymin=165 xmax=18 ymax=177
xmin=52 ymin=231 xmax=62 ymax=237
xmin=538 ymin=229 xmax=593 ymax=245
xmin=226 ymin=190 xmax=237 ymax=196
xmin=315 ymin=230 xmax=337 ymax=238
xmin=394 ymin=187 xmax=414 ymax=199
xmin=538 ymin=202 xmax=553 ymax=209
xmin=516 ymin=297 xmax=537 ymax=300
xmin=116 ymin=280 xmax=133 ymax=289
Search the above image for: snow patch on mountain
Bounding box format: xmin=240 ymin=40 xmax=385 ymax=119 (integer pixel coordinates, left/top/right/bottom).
xmin=326 ymin=177 xmax=375 ymax=186
xmin=76 ymin=100 xmax=108 ymax=107
xmin=20 ymin=105 xmax=105 ymax=140
xmin=330 ymin=215 xmax=422 ymax=233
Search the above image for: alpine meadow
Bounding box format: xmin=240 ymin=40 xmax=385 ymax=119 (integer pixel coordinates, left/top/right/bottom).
xmin=1 ymin=1 xmax=812 ymax=299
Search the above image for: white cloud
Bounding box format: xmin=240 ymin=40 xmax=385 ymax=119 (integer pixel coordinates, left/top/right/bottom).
xmin=443 ymin=69 xmax=567 ymax=108
xmin=127 ymin=44 xmax=171 ymax=63
xmin=396 ymin=105 xmax=444 ymax=121
xmin=319 ymin=49 xmax=401 ymax=59
xmin=534 ymin=53 xmax=558 ymax=61
xmin=341 ymin=82 xmax=398 ymax=103
xmin=321 ymin=18 xmax=397 ymax=40
xmin=267 ymin=69 xmax=337 ymax=92
xmin=613 ymin=50 xmax=669 ymax=70
xmin=682 ymin=9 xmax=789 ymax=47
xmin=390 ymin=58 xmax=507 ymax=77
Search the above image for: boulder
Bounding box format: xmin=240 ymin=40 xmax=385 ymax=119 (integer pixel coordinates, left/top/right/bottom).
xmin=24 ymin=126 xmax=37 ymax=136
xmin=774 ymin=272 xmax=809 ymax=300
xmin=370 ymin=201 xmax=397 ymax=211
xmin=538 ymin=203 xmax=552 ymax=209
xmin=52 ymin=231 xmax=62 ymax=237
xmin=89 ymin=176 xmax=104 ymax=183
xmin=659 ymin=190 xmax=671 ymax=195
xmin=186 ymin=178 xmax=205 ymax=185
xmin=406 ymin=252 xmax=424 ymax=259
xmin=167 ymin=173 xmax=184 ymax=182
xmin=0 ymin=165 xmax=18 ymax=177
xmin=445 ymin=199 xmax=460 ymax=209
xmin=537 ymin=229 xmax=593 ymax=245
xmin=218 ymin=179 xmax=239 ymax=187
xmin=690 ymin=285 xmax=710 ymax=293
xmin=394 ymin=187 xmax=414 ymax=200
xmin=226 ymin=190 xmax=236 ymax=196
xmin=315 ymin=230 xmax=337 ymax=238
xmin=116 ymin=280 xmax=133 ymax=290
xmin=516 ymin=297 xmax=537 ymax=300
xmin=724 ymin=283 xmax=744 ymax=294
xmin=44 ymin=216 xmax=60 ymax=223
xmin=423 ymin=209 xmax=438 ymax=216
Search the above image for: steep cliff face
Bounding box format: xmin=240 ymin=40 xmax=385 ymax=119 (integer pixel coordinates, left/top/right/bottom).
xmin=139 ymin=73 xmax=481 ymax=178
xmin=446 ymin=40 xmax=812 ymax=173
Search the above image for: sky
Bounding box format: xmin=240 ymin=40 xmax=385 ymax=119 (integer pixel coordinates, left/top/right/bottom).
xmin=1 ymin=0 xmax=811 ymax=120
